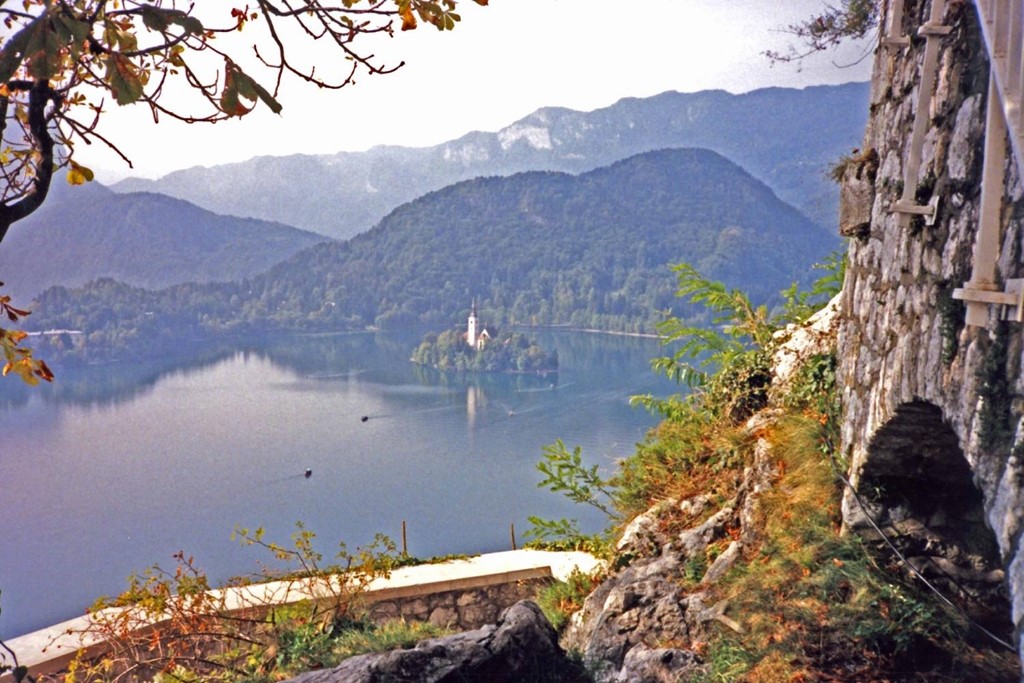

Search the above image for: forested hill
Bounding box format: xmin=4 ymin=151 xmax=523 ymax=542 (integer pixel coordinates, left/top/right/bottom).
xmin=34 ymin=148 xmax=839 ymax=362
xmin=31 ymin=148 xmax=836 ymax=360
xmin=0 ymin=182 xmax=327 ymax=302
xmin=324 ymin=147 xmax=837 ymax=329
xmin=112 ymin=83 xmax=869 ymax=240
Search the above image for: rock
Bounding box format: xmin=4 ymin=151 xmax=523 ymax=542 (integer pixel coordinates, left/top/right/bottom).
xmin=617 ymin=498 xmax=677 ymax=558
xmin=838 ymin=148 xmax=878 ymax=238
xmin=769 ymin=295 xmax=841 ymax=401
xmin=701 ymin=540 xmax=742 ymax=585
xmin=676 ymin=505 xmax=733 ymax=558
xmin=284 ymin=601 xmax=584 ymax=683
xmin=561 ymin=551 xmax=696 ymax=682
xmin=615 ymin=644 xmax=700 ymax=683
xmin=427 ymin=606 xmax=457 ymax=627
xmin=677 ymin=494 xmax=714 ymax=519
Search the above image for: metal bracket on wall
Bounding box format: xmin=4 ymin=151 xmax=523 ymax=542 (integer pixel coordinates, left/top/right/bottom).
xmin=891 ymin=0 xmax=948 ymax=228
xmin=953 ymin=279 xmax=1024 ymax=324
xmin=954 ymin=0 xmax=1024 ymax=328
xmin=882 ymin=0 xmax=911 ymax=48
xmin=893 ymin=195 xmax=941 ymax=226
xmin=954 ymin=72 xmax=1018 ymax=328
xmin=918 ymin=21 xmax=953 ymax=37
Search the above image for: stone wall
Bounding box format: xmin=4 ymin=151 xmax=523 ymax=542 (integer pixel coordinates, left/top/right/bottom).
xmin=364 ymin=577 xmax=550 ymax=631
xmin=837 ymin=0 xmax=1024 ymax=662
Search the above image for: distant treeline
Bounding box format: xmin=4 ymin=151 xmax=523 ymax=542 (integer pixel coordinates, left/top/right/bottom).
xmin=26 ymin=149 xmax=836 ymax=364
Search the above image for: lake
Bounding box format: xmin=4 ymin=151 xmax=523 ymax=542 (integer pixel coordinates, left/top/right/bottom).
xmin=0 ymin=329 xmax=678 ymax=639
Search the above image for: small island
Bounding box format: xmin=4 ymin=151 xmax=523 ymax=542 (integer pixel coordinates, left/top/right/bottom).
xmin=411 ymin=301 xmax=557 ymax=373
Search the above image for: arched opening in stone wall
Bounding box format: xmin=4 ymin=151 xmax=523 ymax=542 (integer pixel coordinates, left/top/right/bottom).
xmin=856 ymin=400 xmax=1010 ymax=632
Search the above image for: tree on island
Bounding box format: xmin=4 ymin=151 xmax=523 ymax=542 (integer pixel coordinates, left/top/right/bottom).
xmin=0 ymin=0 xmax=485 ymax=384
xmin=413 ymin=328 xmax=557 ymax=374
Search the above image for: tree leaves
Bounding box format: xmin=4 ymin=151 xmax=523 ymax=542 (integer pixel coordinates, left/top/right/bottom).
xmin=0 ymin=288 xmax=53 ymax=385
xmin=220 ymin=64 xmax=282 ymax=117
xmin=398 ymin=1 xmax=468 ymax=32
xmin=140 ymin=6 xmax=204 ymax=35
xmin=66 ymin=160 xmax=95 ymax=186
xmin=0 ymin=21 xmax=32 ymax=85
xmin=51 ymin=13 xmax=91 ymax=63
xmin=14 ymin=14 xmax=64 ymax=81
xmin=105 ymin=53 xmax=144 ymax=105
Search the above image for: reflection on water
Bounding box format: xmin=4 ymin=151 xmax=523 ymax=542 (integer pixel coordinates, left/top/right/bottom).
xmin=0 ymin=329 xmax=679 ymax=639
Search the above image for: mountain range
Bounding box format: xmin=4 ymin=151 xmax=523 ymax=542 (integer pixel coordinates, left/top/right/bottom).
xmin=32 ymin=148 xmax=838 ymax=362
xmin=112 ymin=83 xmax=870 ymax=241
xmin=0 ymin=183 xmax=327 ymax=303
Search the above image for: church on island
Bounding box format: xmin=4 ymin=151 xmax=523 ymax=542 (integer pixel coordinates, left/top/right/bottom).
xmin=463 ymin=300 xmax=491 ymax=350
xmin=410 ymin=302 xmax=555 ymax=373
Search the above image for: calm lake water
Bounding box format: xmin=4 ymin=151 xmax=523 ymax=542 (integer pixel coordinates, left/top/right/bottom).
xmin=0 ymin=329 xmax=677 ymax=639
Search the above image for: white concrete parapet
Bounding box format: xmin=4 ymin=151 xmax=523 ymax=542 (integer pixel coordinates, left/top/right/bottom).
xmin=0 ymin=550 xmax=602 ymax=681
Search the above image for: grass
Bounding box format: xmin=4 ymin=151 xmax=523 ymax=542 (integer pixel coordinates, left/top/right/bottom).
xmin=536 ymin=569 xmax=606 ymax=632
xmin=241 ymin=614 xmax=452 ymax=682
xmin=322 ymin=618 xmax=452 ymax=663
xmin=613 ymin=402 xmax=754 ymax=522
xmin=693 ymin=413 xmax=1020 ymax=682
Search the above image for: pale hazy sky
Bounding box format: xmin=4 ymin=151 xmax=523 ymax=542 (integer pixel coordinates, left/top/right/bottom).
xmin=77 ymin=0 xmax=875 ymax=180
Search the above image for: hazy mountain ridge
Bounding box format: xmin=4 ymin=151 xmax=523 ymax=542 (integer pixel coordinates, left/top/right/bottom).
xmin=112 ymin=83 xmax=869 ymax=241
xmin=33 ymin=148 xmax=837 ymax=361
xmin=0 ymin=183 xmax=328 ymax=303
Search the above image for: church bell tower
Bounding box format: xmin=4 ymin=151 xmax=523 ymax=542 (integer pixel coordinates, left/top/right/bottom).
xmin=467 ymin=299 xmax=479 ymax=348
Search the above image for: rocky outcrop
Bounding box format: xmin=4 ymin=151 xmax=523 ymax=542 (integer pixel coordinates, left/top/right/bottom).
xmin=836 ymin=0 xmax=1021 ymax=660
xmin=560 ymin=420 xmax=778 ymax=682
xmin=284 ymin=601 xmax=586 ymax=683
xmin=556 ymin=302 xmax=842 ymax=682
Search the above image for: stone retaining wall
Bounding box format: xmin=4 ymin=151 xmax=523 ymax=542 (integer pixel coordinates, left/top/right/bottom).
xmin=366 ymin=577 xmax=550 ymax=630
xmin=837 ymin=0 xmax=1024 ymax=662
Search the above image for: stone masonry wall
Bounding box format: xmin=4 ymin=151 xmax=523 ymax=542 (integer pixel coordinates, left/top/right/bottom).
xmin=364 ymin=577 xmax=550 ymax=631
xmin=837 ymin=0 xmax=1024 ymax=662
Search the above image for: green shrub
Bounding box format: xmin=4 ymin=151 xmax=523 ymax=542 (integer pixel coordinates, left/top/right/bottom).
xmin=536 ymin=569 xmax=606 ymax=632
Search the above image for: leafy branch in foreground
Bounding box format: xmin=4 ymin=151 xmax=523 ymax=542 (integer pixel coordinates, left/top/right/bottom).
xmin=649 ymin=262 xmax=774 ymax=390
xmin=525 ymin=440 xmax=616 ymax=554
xmin=0 ymin=0 xmax=489 ymax=244
xmin=535 ymin=440 xmax=616 ymax=518
xmin=66 ymin=524 xmax=399 ymax=683
xmin=1 ymin=284 xmax=52 ymax=385
xmin=634 ymin=251 xmax=845 ymax=422
xmin=777 ymin=249 xmax=847 ymax=325
xmin=763 ymin=0 xmax=879 ymax=64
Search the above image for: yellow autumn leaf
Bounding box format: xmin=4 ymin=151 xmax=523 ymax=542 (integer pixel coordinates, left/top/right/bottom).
xmin=1 ymin=359 xmax=37 ymax=384
xmin=67 ymin=162 xmax=95 ymax=185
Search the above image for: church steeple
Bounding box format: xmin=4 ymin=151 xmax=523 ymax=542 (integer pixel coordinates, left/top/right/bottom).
xmin=467 ymin=299 xmax=479 ymax=348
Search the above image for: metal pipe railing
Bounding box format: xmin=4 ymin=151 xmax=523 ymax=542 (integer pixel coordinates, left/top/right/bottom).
xmin=952 ymin=1 xmax=1024 ymax=324
xmin=974 ymin=0 xmax=1024 ymax=171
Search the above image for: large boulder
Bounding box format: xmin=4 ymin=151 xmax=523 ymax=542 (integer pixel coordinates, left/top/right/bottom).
xmin=284 ymin=601 xmax=586 ymax=683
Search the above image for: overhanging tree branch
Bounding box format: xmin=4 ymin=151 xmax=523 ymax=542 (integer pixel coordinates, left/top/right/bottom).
xmin=0 ymin=0 xmax=487 ymax=244
xmin=0 ymin=80 xmax=57 ymax=245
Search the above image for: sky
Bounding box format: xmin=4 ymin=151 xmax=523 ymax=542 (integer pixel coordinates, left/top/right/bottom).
xmin=75 ymin=0 xmax=875 ymax=180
